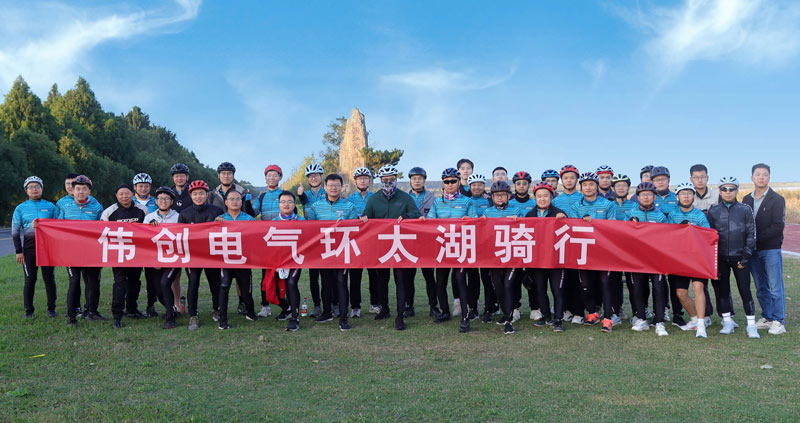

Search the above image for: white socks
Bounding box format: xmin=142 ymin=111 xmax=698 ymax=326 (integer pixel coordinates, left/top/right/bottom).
xmin=747 ymin=315 xmax=756 ymax=326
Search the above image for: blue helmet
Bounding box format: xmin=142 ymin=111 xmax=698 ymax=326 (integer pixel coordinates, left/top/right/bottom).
xmin=441 ymin=168 xmax=460 ymax=180
xmin=541 ymin=169 xmax=559 ymax=180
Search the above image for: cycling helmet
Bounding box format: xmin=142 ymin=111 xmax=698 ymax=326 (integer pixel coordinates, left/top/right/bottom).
xmin=133 ymin=173 xmax=152 ymax=185
xmin=217 ymin=162 xmax=236 ymax=173
xmin=441 ymin=168 xmax=460 ymax=180
xmin=188 ymin=180 xmax=209 ymax=193
xmin=541 ymin=169 xmax=560 ymax=180
xmin=170 ymin=163 xmax=189 ymax=175
xmin=304 ymin=163 xmax=324 ymax=176
xmin=650 ymin=166 xmax=670 ymax=179
xmin=611 ymin=174 xmax=631 ymax=186
xmin=264 ymin=164 xmax=283 ymax=176
xmin=579 ymin=172 xmax=598 ymax=184
xmin=512 ymin=171 xmax=532 ymax=183
xmin=490 ymin=180 xmax=512 ymax=193
xmin=71 ymin=175 xmax=93 ymax=189
xmin=640 ymin=165 xmax=654 ymax=177
xmin=636 ymin=182 xmax=656 ymax=193
xmin=559 ymin=165 xmax=579 ymax=177
xmin=408 ymin=167 xmax=427 ymax=179
xmin=155 ymin=186 xmax=176 ymax=199
xmin=718 ymin=176 xmax=739 ymax=188
xmin=467 ymin=174 xmax=486 ymax=185
xmin=532 ymin=182 xmax=555 ymax=196
xmin=353 ymin=167 xmax=372 ymax=178
xmin=377 ymin=164 xmax=399 ymax=177
xmin=24 ymin=176 xmax=43 ymax=189
xmin=675 ymin=182 xmax=696 ymax=194
xmin=596 ymin=165 xmax=614 ymax=175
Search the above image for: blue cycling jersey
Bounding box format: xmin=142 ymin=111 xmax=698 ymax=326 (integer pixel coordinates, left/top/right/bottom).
xmin=628 ymin=206 xmax=668 ymax=223
xmin=614 ymin=199 xmax=638 ymax=221
xmin=509 ymin=197 xmax=536 ymax=216
xmin=346 ymin=190 xmax=373 ymax=215
xmin=11 ymin=199 xmax=58 ymax=252
xmin=552 ymin=191 xmax=582 ymax=211
xmin=482 ymin=204 xmax=522 ymax=218
xmin=58 ymin=197 xmax=103 ymax=221
xmin=654 ymin=191 xmax=679 ymax=217
xmin=307 ymin=197 xmax=358 ymax=221
xmin=273 ymin=214 xmax=305 ymax=221
xmin=134 ymin=194 xmax=158 ymax=213
xmin=667 ymin=207 xmax=710 ymax=228
xmin=427 ymin=195 xmax=476 ymax=219
xmin=253 ymin=187 xmax=282 ymax=221
xmin=568 ymin=196 xmax=617 ymax=220
xmin=221 ymin=211 xmax=255 ymax=221
xmin=304 ymin=186 xmax=326 ymax=205
xmin=469 ymin=196 xmax=491 ymax=217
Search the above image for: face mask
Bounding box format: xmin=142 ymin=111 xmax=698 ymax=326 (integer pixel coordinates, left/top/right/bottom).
xmin=382 ymin=180 xmax=397 ymax=198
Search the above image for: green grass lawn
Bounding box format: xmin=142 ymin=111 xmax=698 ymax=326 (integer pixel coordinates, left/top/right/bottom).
xmin=1 ymin=255 xmax=799 ymax=422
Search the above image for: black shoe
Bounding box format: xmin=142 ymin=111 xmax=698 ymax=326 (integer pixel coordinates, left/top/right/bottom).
xmin=66 ymin=318 xmax=78 ymax=327
xmin=375 ymin=309 xmax=391 ymax=320
xmin=75 ymin=307 xmax=83 ymax=319
xmin=468 ymin=309 xmax=479 ymax=321
xmin=87 ymin=312 xmax=108 ymax=321
xmin=287 ymin=318 xmax=299 ymax=332
xmin=394 ymin=316 xmax=406 ymax=331
xmin=218 ymin=321 xmax=230 ymax=330
xmin=504 ymin=322 xmax=515 ymax=334
xmin=309 ymin=305 xmax=322 ymax=318
xmin=237 ymin=302 xmax=247 ymax=316
xmin=433 ymin=312 xmax=451 ymax=324
xmin=276 ymin=310 xmax=290 ymax=321
xmin=672 ymin=315 xmax=687 ymax=327
xmin=534 ymin=317 xmax=553 ymax=327
xmin=553 ymin=320 xmax=564 ymax=333
xmin=459 ymin=318 xmax=470 ymax=333
xmin=24 ymin=312 xmax=34 ymax=319
xmin=339 ymin=318 xmax=351 ymax=331
xmin=403 ymin=306 xmax=415 ymax=318
xmin=333 ymin=305 xmax=340 ymax=318
xmin=47 ymin=310 xmax=57 ymax=318
xmin=126 ymin=310 xmax=146 ymax=319
xmin=145 ymin=306 xmax=159 ymax=318
xmin=113 ymin=318 xmax=123 ymax=329
xmin=429 ymin=306 xmax=442 ymax=317
xmin=245 ymin=313 xmax=258 ymax=322
xmin=481 ymin=310 xmax=493 ymax=324
xmin=162 ymin=320 xmax=176 ymax=329
xmin=315 ymin=312 xmax=333 ymax=323
xmin=497 ymin=315 xmax=509 ymax=325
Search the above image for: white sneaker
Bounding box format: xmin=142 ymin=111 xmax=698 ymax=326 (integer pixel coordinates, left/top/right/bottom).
xmin=631 ymin=316 xmax=640 ymax=326
xmin=704 ymin=316 xmax=713 ymax=327
xmin=746 ymin=324 xmax=760 ymax=339
xmin=663 ymin=308 xmax=671 ymax=322
xmin=611 ymin=314 xmax=622 ymax=326
xmin=645 ymin=308 xmax=654 ymax=320
xmin=511 ymin=308 xmax=520 ymax=323
xmin=619 ymin=309 xmax=629 ymax=320
xmin=768 ymin=321 xmax=786 ymax=335
xmin=680 ymin=319 xmax=698 ymax=331
xmin=530 ymin=309 xmax=543 ymax=320
xmin=732 ymin=320 xmax=739 ymax=328
xmin=571 ymin=315 xmax=585 ymax=324
xmin=696 ymin=324 xmax=707 ymax=338
xmin=631 ymin=319 xmax=649 ymax=331
xmin=756 ymin=317 xmax=771 ymax=330
xmin=655 ymin=322 xmax=669 ymax=336
xmin=350 ymin=308 xmax=361 ymax=318
xmin=720 ymin=318 xmax=735 ymax=335
xmin=452 ymin=299 xmax=462 ymax=317
xmin=368 ymin=304 xmax=380 ymax=314
xmin=257 ymin=305 xmax=272 ymax=318
xmin=562 ymin=311 xmax=574 ymax=321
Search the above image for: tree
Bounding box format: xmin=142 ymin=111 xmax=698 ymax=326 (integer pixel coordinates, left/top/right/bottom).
xmin=125 ymin=106 xmax=151 ymax=130
xmin=10 ymin=129 xmax=73 ymax=201
xmin=60 ymin=77 xmax=106 ymax=132
xmin=0 ymin=76 xmax=58 ymax=139
xmin=0 ymin=139 xmax=29 ymax=223
xmin=320 ymin=117 xmax=346 ymax=174
xmin=360 ymin=147 xmax=404 ymax=178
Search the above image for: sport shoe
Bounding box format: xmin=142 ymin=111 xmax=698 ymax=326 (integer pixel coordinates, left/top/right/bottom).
xmin=511 ymin=308 xmax=521 ymax=323
xmin=188 ymin=316 xmax=199 ymax=330
xmin=404 ymin=306 xmax=415 ymax=318
xmin=434 ymin=312 xmax=452 ymax=324
xmin=429 ymin=306 xmax=442 ymax=317
xmin=562 ymin=311 xmax=574 ymax=321
xmin=496 ymin=315 xmax=508 ymax=325
xmin=704 ymin=316 xmax=713 ymax=327
xmin=534 ymin=317 xmax=552 ymax=327
xmin=162 ymin=320 xmax=176 ymax=329
xmin=112 ymin=318 xmax=123 ymax=329
xmin=375 ymin=309 xmax=390 ymax=320
xmin=276 ymin=310 xmax=290 ymax=321
xmin=755 ymin=317 xmax=771 ymax=330
xmin=66 ymin=318 xmax=78 ymax=327
xmin=746 ymin=324 xmax=760 ymax=339
xmin=257 ymin=305 xmax=272 ymax=318
xmin=452 ymin=299 xmax=462 ymax=317
xmin=210 ymin=310 xmax=220 ymax=322
xmin=696 ymin=324 xmax=707 ymax=338
xmin=571 ymin=315 xmax=585 ymax=324
xmin=237 ymin=301 xmax=247 ymax=315
xmin=394 ymin=316 xmax=406 ymax=331
xmin=333 ymin=304 xmax=340 ymax=318
xmin=553 ymin=320 xmax=564 ymax=332
xmin=145 ymin=306 xmax=159 ymax=318
xmin=339 ymin=318 xmax=351 ymax=331
xmin=287 ymin=318 xmax=299 ymax=332
xmin=245 ymin=313 xmax=258 ymax=322
xmin=468 ymin=309 xmax=479 ymax=321
xmin=720 ymin=319 xmax=735 ymax=335
xmin=309 ymin=305 xmax=321 ymax=318
xmin=671 ymin=315 xmax=686 ymax=327
xmin=47 ymin=310 xmax=57 ymax=318
xmin=619 ymin=309 xmax=629 ymax=320
xmin=315 ymin=312 xmax=333 ymax=323
xmin=530 ymin=309 xmax=543 ymax=320
xmin=732 ymin=320 xmax=739 ymax=328
xmin=368 ymin=304 xmax=380 ymax=314
xmin=218 ymin=321 xmax=230 ymax=330
xmin=481 ymin=310 xmax=493 ymax=323
xmin=503 ymin=322 xmax=514 ymax=334
xmin=126 ymin=310 xmax=146 ymax=319
xmin=768 ymin=321 xmax=786 ymax=335
xmin=459 ymin=318 xmax=470 ymax=333
xmin=585 ymin=313 xmax=600 ymax=326
xmin=664 ymin=308 xmax=671 ymax=322
xmin=680 ymin=320 xmax=698 ymax=331
xmin=655 ymin=322 xmax=668 ymax=336
xmin=611 ymin=314 xmax=622 ymax=326
xmin=631 ymin=319 xmax=649 ymax=331
xmin=350 ymin=308 xmax=361 ymax=318
xmin=601 ymin=318 xmax=613 ymax=333
xmin=645 ymin=308 xmax=654 ymax=320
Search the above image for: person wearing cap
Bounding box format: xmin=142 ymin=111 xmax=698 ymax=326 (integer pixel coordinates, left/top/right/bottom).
xmin=551 ymin=165 xmax=584 ymax=324
xmin=465 ymin=173 xmax=493 ymax=322
xmin=253 ymin=164 xmax=289 ymax=319
xmin=169 ymin=163 xmax=192 ymax=212
xmin=689 ymin=164 xmax=719 ymax=213
xmin=406 ymin=167 xmax=439 ymax=317
xmin=144 ymin=186 xmax=183 ymax=328
xmin=346 ymin=167 xmax=376 ymax=319
xmin=57 ymin=175 xmax=104 ymax=326
xmin=482 ymin=180 xmax=522 ymax=333
xmin=667 ymin=182 xmax=714 ymax=338
xmin=526 ymin=182 xmax=568 ymax=333
xmin=627 ymin=182 xmax=670 ymax=336
xmin=708 ymin=177 xmax=759 ymax=339
xmin=568 ymin=172 xmax=617 ymax=333
xmin=610 ymin=174 xmax=636 ymax=322
xmin=13 ymin=176 xmax=58 ymax=318
xmin=101 ymin=184 xmax=149 ymax=328
xmin=297 ymin=163 xmax=325 ymax=318
xmin=360 ymin=165 xmax=421 ymax=330
xmin=178 ymin=180 xmax=224 ymax=331
xmin=596 ymin=166 xmax=616 ymax=200
xmin=743 ymin=163 xmax=787 ymax=335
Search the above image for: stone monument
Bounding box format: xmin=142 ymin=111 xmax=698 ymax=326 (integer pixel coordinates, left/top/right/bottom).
xmin=339 ymin=108 xmax=369 ymax=193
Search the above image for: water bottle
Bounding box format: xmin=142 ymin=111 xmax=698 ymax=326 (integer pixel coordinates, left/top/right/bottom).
xmin=245 ymin=189 xmax=251 ymax=202
xmin=301 ymin=297 xmax=308 ymax=317
xmin=179 ymin=296 xmax=186 ymax=314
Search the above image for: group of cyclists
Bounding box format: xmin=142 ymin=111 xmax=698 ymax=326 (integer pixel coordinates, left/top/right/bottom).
xmin=12 ymin=158 xmax=784 ymax=338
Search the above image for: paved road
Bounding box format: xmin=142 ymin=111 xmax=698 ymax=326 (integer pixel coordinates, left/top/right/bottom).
xmin=0 ymin=228 xmax=14 ymax=257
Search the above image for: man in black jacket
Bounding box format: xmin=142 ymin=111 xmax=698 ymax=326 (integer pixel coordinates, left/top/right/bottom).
xmin=743 ymin=163 xmax=787 ymax=335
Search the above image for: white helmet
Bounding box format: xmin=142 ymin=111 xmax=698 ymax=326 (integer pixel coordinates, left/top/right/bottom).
xmin=304 ymin=163 xmax=324 ymax=176
xmin=133 ymin=173 xmax=152 ymax=185
xmin=467 ymin=174 xmax=486 ymax=185
xmin=675 ymin=182 xmax=696 ymax=194
xmin=24 ymin=176 xmax=43 ymax=189
xmin=377 ymin=164 xmax=399 ymax=177
xmin=353 ymin=167 xmax=372 ymax=178
xmin=719 ymin=176 xmax=739 ymax=188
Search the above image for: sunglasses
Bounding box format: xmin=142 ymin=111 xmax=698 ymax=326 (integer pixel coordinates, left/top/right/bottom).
xmin=514 ymin=181 xmax=529 ymax=185
xmin=719 ymin=186 xmax=737 ymax=193
xmin=443 ymin=179 xmax=459 ymax=185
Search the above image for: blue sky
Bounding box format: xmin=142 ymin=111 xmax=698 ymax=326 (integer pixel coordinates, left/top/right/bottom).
xmin=1 ymin=0 xmax=798 ymax=184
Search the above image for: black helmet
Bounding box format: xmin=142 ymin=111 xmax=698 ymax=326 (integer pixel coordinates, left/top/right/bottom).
xmin=155 ymin=186 xmax=176 ymax=199
xmin=170 ymin=163 xmax=189 ymax=175
xmin=650 ymin=166 xmax=670 ymax=179
xmin=408 ymin=167 xmax=427 ymax=179
xmin=639 ymin=165 xmax=654 ymax=177
xmin=217 ymin=162 xmax=236 ymax=173
xmin=490 ymin=180 xmax=512 ymax=194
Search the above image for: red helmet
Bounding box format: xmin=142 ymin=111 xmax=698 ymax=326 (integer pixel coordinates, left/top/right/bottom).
xmin=559 ymin=164 xmax=579 ymax=177
xmin=264 ymin=164 xmax=283 ymax=176
xmin=511 ymin=171 xmax=532 ymax=183
xmin=532 ymin=182 xmax=555 ymax=196
xmin=188 ymin=180 xmax=209 ymax=193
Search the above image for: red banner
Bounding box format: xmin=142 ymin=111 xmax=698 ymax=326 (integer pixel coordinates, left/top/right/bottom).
xmin=35 ymin=218 xmax=719 ymax=278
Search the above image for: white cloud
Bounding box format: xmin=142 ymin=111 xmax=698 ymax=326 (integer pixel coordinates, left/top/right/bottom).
xmin=381 ymin=65 xmax=516 ymax=92
xmin=616 ymin=0 xmax=800 ymax=82
xmin=0 ymin=0 xmax=201 ymax=93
